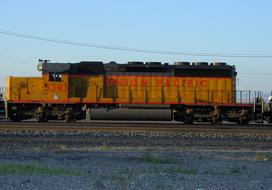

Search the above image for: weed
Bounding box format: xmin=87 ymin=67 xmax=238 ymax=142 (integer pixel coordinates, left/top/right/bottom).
xmin=97 ymin=145 xmax=111 ymax=151
xmin=0 ymin=164 xmax=80 ymax=176
xmin=109 ymin=174 xmax=125 ymax=182
xmin=32 ymin=145 xmax=47 ymax=152
xmin=32 ymin=147 xmax=42 ymax=152
xmin=254 ymin=152 xmax=272 ymax=161
xmin=264 ymin=153 xmax=272 ymax=161
xmin=202 ymin=169 xmax=229 ymax=176
xmin=55 ymin=145 xmax=68 ymax=154
xmin=173 ymin=166 xmax=196 ymax=175
xmin=163 ymin=166 xmax=197 ymax=175
xmin=230 ymin=168 xmax=241 ymax=174
xmin=137 ymin=153 xmax=176 ymax=164
xmin=155 ymin=183 xmax=164 ymax=190
xmin=203 ymin=167 xmax=242 ymax=176
xmin=255 ymin=153 xmax=268 ymax=161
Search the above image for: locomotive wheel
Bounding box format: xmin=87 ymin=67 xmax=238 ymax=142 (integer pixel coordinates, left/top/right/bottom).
xmin=265 ymin=115 xmax=272 ymax=123
xmin=37 ymin=113 xmax=48 ymax=122
xmin=211 ymin=119 xmax=223 ymax=125
xmin=237 ymin=117 xmax=249 ymax=125
xmin=65 ymin=114 xmax=76 ymax=123
xmin=184 ymin=115 xmax=194 ymax=124
xmin=8 ymin=114 xmax=22 ymax=122
xmin=211 ymin=115 xmax=223 ymax=124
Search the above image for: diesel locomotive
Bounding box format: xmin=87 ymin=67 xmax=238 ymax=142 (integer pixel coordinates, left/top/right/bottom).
xmin=4 ymin=60 xmax=270 ymax=124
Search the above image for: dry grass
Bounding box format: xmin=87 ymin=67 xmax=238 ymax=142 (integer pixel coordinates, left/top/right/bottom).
xmin=55 ymin=145 xmax=68 ymax=154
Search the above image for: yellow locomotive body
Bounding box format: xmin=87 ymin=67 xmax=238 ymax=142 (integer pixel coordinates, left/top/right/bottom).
xmin=6 ymin=74 xmax=233 ymax=105
xmin=5 ymin=61 xmax=253 ymax=124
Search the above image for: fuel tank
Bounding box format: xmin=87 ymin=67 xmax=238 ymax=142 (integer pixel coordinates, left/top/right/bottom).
xmin=90 ymin=108 xmax=172 ymax=121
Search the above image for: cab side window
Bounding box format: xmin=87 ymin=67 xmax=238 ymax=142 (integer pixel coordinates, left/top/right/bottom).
xmin=49 ymin=72 xmax=62 ymax=82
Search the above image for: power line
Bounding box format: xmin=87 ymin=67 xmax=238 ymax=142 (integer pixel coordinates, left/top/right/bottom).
xmin=0 ymin=53 xmax=32 ymax=66
xmin=240 ymin=72 xmax=272 ymax=76
xmin=0 ymin=29 xmax=272 ymax=58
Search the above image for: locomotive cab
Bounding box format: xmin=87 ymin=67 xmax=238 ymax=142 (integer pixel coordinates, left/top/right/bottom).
xmin=39 ymin=61 xmax=70 ymax=102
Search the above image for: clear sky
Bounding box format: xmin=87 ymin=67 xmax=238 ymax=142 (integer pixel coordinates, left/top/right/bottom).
xmin=0 ymin=0 xmax=272 ymax=94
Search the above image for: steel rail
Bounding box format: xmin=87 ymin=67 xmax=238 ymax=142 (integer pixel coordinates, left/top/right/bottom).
xmin=0 ymin=120 xmax=271 ymax=128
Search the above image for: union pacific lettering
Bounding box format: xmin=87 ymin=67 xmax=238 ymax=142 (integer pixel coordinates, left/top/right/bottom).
xmin=106 ymin=77 xmax=207 ymax=87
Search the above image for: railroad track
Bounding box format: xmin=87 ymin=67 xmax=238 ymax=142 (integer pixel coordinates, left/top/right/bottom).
xmin=0 ymin=121 xmax=272 ymax=136
xmin=1 ymin=121 xmax=272 ymax=150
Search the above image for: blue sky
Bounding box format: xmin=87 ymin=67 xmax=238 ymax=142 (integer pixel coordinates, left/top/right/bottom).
xmin=0 ymin=0 xmax=272 ymax=93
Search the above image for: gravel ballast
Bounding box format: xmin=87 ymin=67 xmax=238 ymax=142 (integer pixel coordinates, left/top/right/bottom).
xmin=1 ymin=127 xmax=272 ymax=189
xmin=0 ymin=147 xmax=272 ymax=190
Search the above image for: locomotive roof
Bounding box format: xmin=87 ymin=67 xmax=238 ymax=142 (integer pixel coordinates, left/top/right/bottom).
xmin=38 ymin=61 xmax=236 ymax=77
